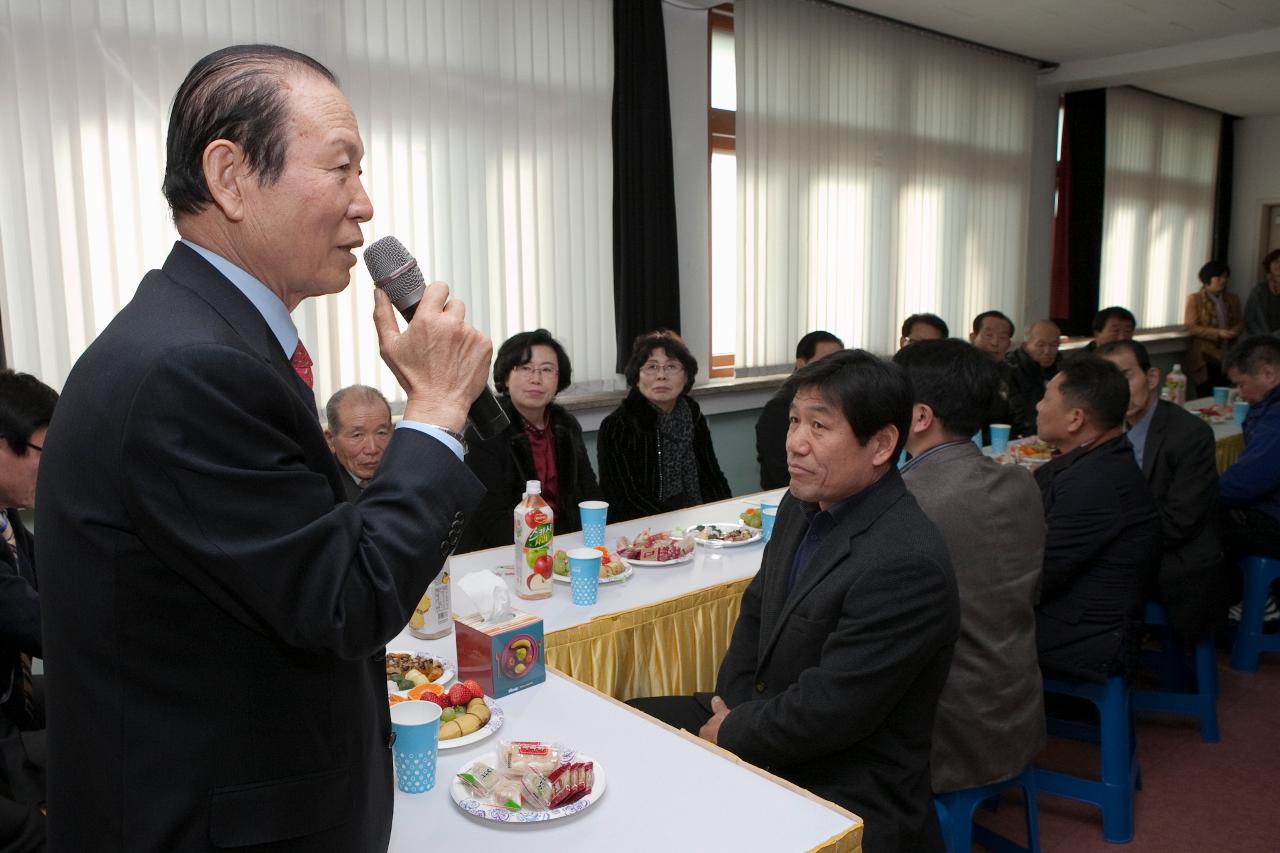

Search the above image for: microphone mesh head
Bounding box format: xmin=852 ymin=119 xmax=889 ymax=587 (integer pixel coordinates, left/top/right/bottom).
xmin=363 ymin=235 xmax=425 ymax=308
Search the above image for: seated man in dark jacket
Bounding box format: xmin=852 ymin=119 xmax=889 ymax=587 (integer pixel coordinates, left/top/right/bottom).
xmin=633 ymin=351 xmax=959 ymax=853
xmin=1005 ymin=319 xmax=1061 ymax=437
xmin=754 ymin=330 xmax=843 ymax=489
xmin=1032 ymin=357 xmax=1162 ymax=681
xmin=1219 ymin=336 xmax=1280 ymax=559
xmin=0 ymin=370 xmax=58 ymax=851
xmin=1098 ymin=340 xmax=1225 ymax=639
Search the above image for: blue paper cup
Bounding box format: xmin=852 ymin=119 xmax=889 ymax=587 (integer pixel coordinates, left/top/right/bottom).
xmin=390 ymin=700 xmax=441 ymax=793
xmin=578 ymin=501 xmax=609 ymax=548
xmin=762 ymin=507 xmax=778 ymax=543
xmin=567 ymin=547 xmax=602 ymax=606
xmin=989 ymin=423 xmax=1011 ymax=454
xmin=1233 ymin=400 xmax=1250 ymax=425
xmin=1213 ymin=387 xmax=1231 ymax=405
xmin=760 ymin=497 xmax=780 ymax=515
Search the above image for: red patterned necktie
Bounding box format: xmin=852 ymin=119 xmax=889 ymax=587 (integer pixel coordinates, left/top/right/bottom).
xmin=0 ymin=512 xmax=34 ymax=724
xmin=291 ymin=339 xmax=314 ymax=389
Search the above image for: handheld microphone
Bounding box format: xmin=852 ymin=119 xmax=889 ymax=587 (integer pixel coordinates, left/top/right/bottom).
xmin=364 ymin=235 xmax=509 ymax=442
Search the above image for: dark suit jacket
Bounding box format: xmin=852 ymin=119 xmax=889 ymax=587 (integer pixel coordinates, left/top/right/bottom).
xmin=755 ymin=387 xmax=791 ymax=489
xmin=456 ymin=396 xmax=603 ymax=553
xmin=0 ymin=510 xmax=39 ymax=730
xmin=1004 ymin=348 xmax=1058 ymax=438
xmin=1138 ymin=401 xmax=1226 ymax=638
xmin=597 ymin=388 xmax=731 ymax=522
xmin=37 ymin=242 xmax=484 ymax=852
xmin=335 ymin=462 xmax=363 ymax=503
xmin=902 ymin=443 xmax=1046 ymax=793
xmin=715 ymin=470 xmax=958 ymax=853
xmin=1034 ymin=435 xmax=1162 ymax=681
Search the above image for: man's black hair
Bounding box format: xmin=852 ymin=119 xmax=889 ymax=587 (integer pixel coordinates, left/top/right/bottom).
xmin=900 ymin=313 xmax=949 ymax=340
xmin=1225 ymin=336 xmax=1280 ymax=375
xmin=1091 ymin=306 xmax=1137 ymax=335
xmin=1056 ymin=357 xmax=1129 ymax=431
xmin=892 ymin=340 xmax=996 ymax=439
xmin=795 ymin=330 xmax=844 ymax=362
xmin=1096 ymin=339 xmax=1152 ymax=373
xmin=783 ymin=350 xmax=912 ymax=460
xmin=0 ymin=370 xmax=58 ymax=456
xmin=971 ymin=310 xmax=1014 ymax=339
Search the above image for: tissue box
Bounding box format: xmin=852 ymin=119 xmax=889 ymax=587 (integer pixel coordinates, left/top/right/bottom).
xmin=454 ymin=610 xmax=545 ymax=698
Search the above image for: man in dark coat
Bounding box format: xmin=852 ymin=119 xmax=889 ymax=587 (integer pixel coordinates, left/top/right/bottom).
xmin=1099 ymin=341 xmax=1225 ymax=638
xmin=755 ymin=330 xmax=843 ymax=489
xmin=0 ymin=370 xmax=57 ymax=851
xmin=1032 ymin=357 xmax=1162 ymax=680
xmin=37 ymin=45 xmax=493 ymax=852
xmin=324 ymin=385 xmax=394 ymax=502
xmin=1005 ymin=319 xmax=1062 ymax=437
xmin=633 ymin=351 xmax=959 ymax=852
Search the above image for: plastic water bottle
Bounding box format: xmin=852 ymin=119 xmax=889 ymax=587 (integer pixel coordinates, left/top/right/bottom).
xmin=1164 ymin=364 xmax=1188 ymax=405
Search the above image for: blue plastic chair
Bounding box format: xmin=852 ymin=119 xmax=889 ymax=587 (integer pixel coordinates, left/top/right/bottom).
xmin=934 ymin=766 xmax=1040 ymax=853
xmin=1035 ymin=674 xmax=1138 ymax=844
xmin=1133 ymin=602 xmax=1220 ymax=742
xmin=1229 ymin=556 xmax=1280 ymax=673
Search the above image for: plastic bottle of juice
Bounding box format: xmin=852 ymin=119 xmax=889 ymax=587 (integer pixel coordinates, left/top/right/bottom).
xmin=408 ymin=561 xmax=452 ymax=640
xmin=1165 ymin=364 xmax=1188 ymax=405
xmin=515 ymin=481 xmax=554 ymax=600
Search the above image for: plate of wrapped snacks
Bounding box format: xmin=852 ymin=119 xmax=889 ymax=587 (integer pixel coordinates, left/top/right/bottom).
xmin=452 ymin=741 xmax=606 ymax=822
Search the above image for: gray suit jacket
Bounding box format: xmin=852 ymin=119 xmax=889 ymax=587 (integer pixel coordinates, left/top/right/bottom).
xmin=716 ymin=469 xmax=958 ymax=853
xmin=902 ymin=442 xmax=1046 ymax=793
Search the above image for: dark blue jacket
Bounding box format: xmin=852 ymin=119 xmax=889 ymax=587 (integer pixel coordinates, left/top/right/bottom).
xmin=1219 ymin=385 xmax=1280 ymax=520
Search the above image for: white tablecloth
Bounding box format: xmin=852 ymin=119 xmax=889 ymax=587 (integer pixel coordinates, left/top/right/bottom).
xmin=394 ymin=489 xmax=787 ymax=638
xmin=387 ymin=669 xmax=861 ymax=852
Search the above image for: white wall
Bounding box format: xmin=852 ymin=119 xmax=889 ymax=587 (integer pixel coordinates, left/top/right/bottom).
xmin=1229 ymin=114 xmax=1280 ymax=288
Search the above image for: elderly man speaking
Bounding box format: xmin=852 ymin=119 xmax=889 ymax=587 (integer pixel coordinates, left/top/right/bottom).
xmin=37 ymin=45 xmax=492 ymax=851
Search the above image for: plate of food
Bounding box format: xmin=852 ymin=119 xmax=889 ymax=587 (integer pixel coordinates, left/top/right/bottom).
xmin=1008 ymin=439 xmax=1054 ymax=464
xmin=550 ymin=547 xmax=633 ymax=584
xmin=389 ymin=680 xmax=504 ymax=750
xmin=616 ymin=529 xmax=695 ymax=567
xmin=385 ymin=651 xmax=454 ymax=696
xmin=685 ymin=522 xmax=762 ymax=548
xmin=452 ymin=742 xmax=606 ymax=822
xmin=1195 ymin=404 xmax=1232 ymax=424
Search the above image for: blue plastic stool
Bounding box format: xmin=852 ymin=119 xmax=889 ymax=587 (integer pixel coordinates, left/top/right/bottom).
xmin=934 ymin=766 xmax=1040 ymax=853
xmin=1035 ymin=674 xmax=1138 ymax=844
xmin=1229 ymin=556 xmax=1280 ymax=673
xmin=1134 ymin=602 xmax=1220 ymax=742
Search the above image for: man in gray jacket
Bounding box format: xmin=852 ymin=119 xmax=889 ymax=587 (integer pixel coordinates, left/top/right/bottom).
xmin=894 ymin=339 xmax=1047 ymax=794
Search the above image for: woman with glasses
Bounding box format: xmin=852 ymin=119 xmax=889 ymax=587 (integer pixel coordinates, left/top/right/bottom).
xmin=455 ymin=329 xmax=603 ymax=553
xmin=598 ymin=330 xmax=731 ymax=522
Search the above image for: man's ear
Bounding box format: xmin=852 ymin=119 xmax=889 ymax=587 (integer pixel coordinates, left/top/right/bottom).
xmin=870 ymin=424 xmax=899 ymax=467
xmin=323 ymin=429 xmax=336 ymax=454
xmin=911 ymin=402 xmax=934 ymax=435
xmin=202 ymin=139 xmax=248 ymax=222
xmin=1066 ymin=406 xmax=1087 ymax=435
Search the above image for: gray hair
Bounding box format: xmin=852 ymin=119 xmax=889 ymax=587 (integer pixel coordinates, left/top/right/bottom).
xmin=324 ymin=385 xmax=391 ymax=433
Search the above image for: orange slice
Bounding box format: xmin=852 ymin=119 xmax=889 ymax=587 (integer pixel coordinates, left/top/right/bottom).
xmin=407 ymin=683 xmax=444 ymax=700
xmin=388 ymin=694 xmax=407 ymax=705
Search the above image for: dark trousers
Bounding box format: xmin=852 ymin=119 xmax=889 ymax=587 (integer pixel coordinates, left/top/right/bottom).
xmin=1222 ymin=507 xmax=1280 ymax=561
xmin=627 ymin=692 xmax=716 ymax=735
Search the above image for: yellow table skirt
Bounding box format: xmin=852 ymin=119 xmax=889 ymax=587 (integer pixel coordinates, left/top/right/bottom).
xmin=544 ymin=577 xmax=751 ymax=702
xmin=1217 ymin=433 xmax=1243 ymax=472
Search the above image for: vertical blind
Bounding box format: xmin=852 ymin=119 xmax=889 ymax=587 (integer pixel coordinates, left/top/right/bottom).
xmin=1099 ymin=87 xmax=1220 ymax=328
xmin=734 ymin=0 xmax=1037 ymax=366
xmin=0 ymin=0 xmax=616 ymax=405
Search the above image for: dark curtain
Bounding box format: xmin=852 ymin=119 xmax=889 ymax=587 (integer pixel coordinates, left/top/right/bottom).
xmin=1211 ymin=114 xmax=1235 ymax=264
xmin=1057 ymin=89 xmax=1106 ymax=338
xmin=611 ymin=0 xmax=681 ymax=373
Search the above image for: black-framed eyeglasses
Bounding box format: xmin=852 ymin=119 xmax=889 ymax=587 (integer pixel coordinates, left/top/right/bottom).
xmin=26 ymin=442 xmax=42 ymax=453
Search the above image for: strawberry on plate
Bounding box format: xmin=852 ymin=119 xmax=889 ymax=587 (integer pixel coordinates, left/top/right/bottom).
xmin=447 ymin=683 xmax=473 ymax=707
xmin=462 ymin=679 xmax=484 ymax=698
xmin=418 ymin=691 xmax=449 ymax=709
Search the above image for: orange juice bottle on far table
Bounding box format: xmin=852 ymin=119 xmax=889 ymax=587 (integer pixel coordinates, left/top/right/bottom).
xmin=515 ymin=481 xmax=554 ymax=600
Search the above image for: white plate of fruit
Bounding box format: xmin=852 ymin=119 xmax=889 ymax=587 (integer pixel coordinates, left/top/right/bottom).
xmin=550 ymin=547 xmax=634 ymax=584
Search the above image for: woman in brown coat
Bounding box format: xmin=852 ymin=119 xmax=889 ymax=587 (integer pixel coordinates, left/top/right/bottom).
xmin=1184 ymin=260 xmax=1243 ymax=397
